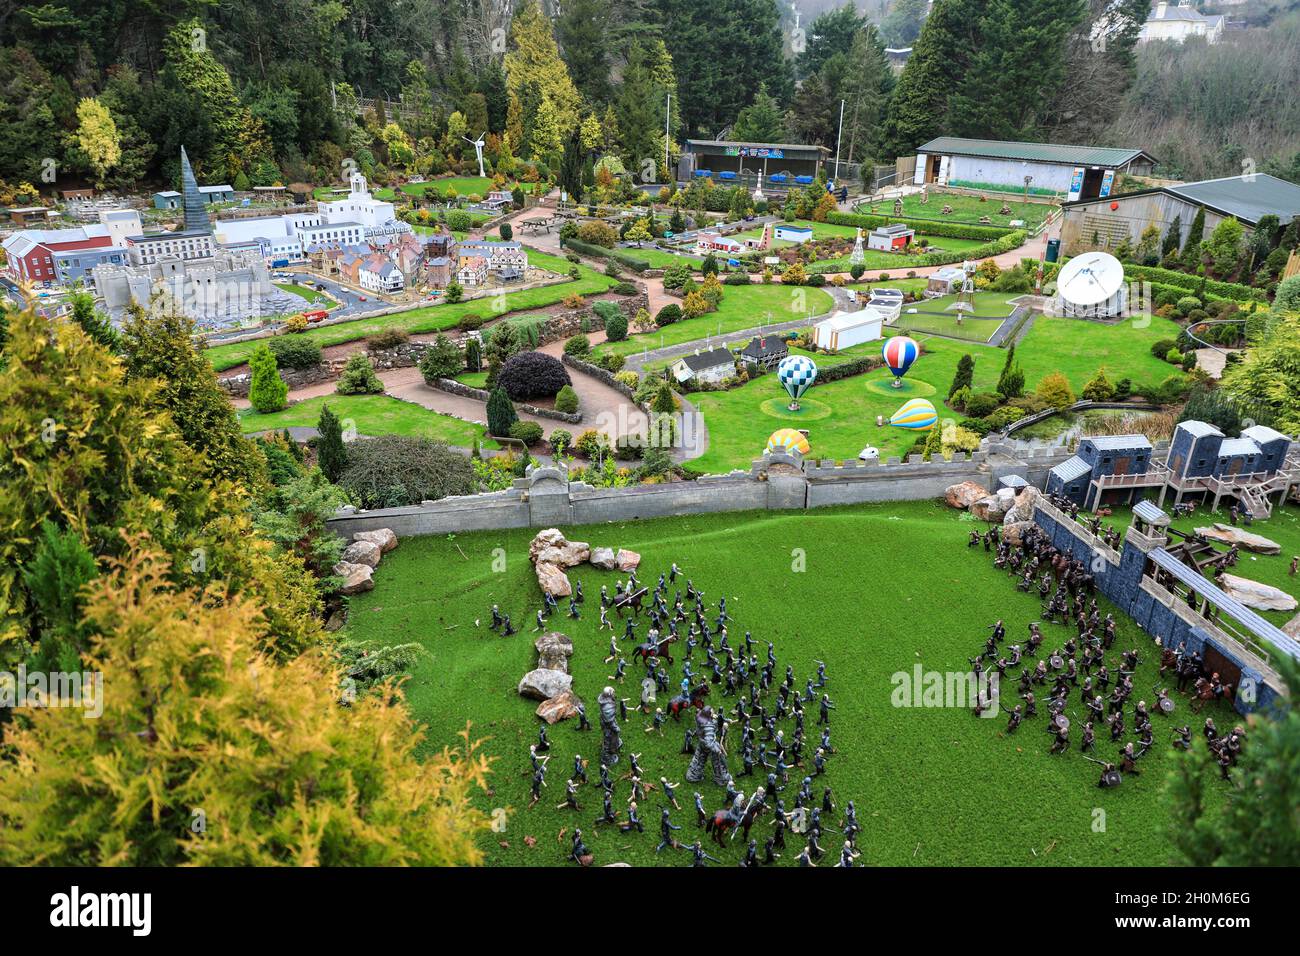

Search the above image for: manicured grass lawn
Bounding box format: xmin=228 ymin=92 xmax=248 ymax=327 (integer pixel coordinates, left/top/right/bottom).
xmin=593 ymin=284 xmax=835 ymax=360
xmin=862 ymin=191 xmax=1057 ymax=230
xmin=274 ymin=282 xmax=331 ymax=305
xmin=456 ymin=370 xmax=489 ymax=389
xmin=628 ymin=245 xmax=705 ymax=269
xmin=891 ymin=291 xmax=1026 ymax=344
xmin=685 ymin=317 xmax=1188 ymax=474
xmin=729 ymin=219 xmax=1000 ymax=273
xmin=344 ymin=499 xmax=1235 ymax=866
xmin=239 ymin=393 xmax=492 ymax=447
xmin=205 ymin=255 xmax=615 ymax=372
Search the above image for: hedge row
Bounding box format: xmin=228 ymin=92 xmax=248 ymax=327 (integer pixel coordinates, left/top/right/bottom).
xmin=1019 ymin=257 xmax=1263 ymax=306
xmin=1119 ymin=264 xmax=1266 ymax=303
xmin=826 ymin=210 xmax=1016 ymax=241
xmin=826 ymin=229 xmax=1028 ymax=273
xmin=562 ymin=237 xmax=651 ymax=273
xmin=815 ymin=353 xmax=885 ymax=384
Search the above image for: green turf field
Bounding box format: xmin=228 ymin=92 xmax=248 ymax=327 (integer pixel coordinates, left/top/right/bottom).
xmin=729 ymin=219 xmax=1000 ymax=273
xmin=343 ymin=499 xmax=1264 ymax=866
xmin=860 ymin=192 xmax=1058 ymax=230
xmin=239 ymin=394 xmax=492 ymax=448
xmin=890 ymin=291 xmax=1026 ymax=344
xmin=593 ymin=284 xmax=835 ymax=360
xmin=682 ymin=317 xmax=1188 ymax=475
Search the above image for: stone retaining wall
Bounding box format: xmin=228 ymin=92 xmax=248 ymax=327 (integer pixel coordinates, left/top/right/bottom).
xmin=427 ymin=377 xmax=583 ymax=425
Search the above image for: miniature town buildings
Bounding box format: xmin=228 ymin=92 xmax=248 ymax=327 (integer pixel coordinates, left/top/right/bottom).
xmin=457 ymin=255 xmax=488 ymax=287
xmin=738 ymin=335 xmax=789 ymax=371
xmin=867 ymin=223 xmax=914 ymax=252
xmin=773 ymin=224 xmax=812 ymax=244
xmin=670 ymin=347 xmax=735 ymax=385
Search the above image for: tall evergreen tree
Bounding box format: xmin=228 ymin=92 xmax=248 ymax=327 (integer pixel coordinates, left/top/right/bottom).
xmin=316 ymin=404 xmax=348 ymax=483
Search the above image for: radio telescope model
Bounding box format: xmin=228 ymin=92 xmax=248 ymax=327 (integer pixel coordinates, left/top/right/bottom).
xmin=463 ymin=132 xmax=488 ymax=178
xmin=947 ymin=259 xmax=977 ymax=320
xmin=1054 ymin=251 xmax=1127 ymax=318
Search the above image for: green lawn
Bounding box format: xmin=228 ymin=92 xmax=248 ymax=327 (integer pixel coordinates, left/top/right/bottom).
xmin=205 ymin=255 xmax=615 ymax=372
xmin=239 ymin=393 xmax=492 ymax=448
xmin=728 ymin=219 xmax=1001 ymax=273
xmin=684 ymin=317 xmax=1188 ymax=475
xmin=274 ymin=282 xmax=331 ymax=305
xmin=860 ymin=191 xmax=1058 ymax=230
xmin=594 ymin=284 xmax=835 ymax=361
xmin=891 ymin=291 xmax=1026 ymax=344
xmin=344 ymin=499 xmax=1242 ymax=866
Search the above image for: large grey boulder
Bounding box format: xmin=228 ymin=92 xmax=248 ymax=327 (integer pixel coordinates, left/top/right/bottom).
xmin=353 ymin=528 xmax=398 ymax=553
xmin=589 ymin=547 xmax=618 ymax=570
xmin=1219 ymin=574 xmax=1297 ymax=612
xmin=529 ymin=528 xmax=591 ymax=568
xmin=1195 ymin=524 xmax=1282 ymax=555
xmin=333 ymin=561 xmax=374 ymax=595
xmin=341 ymin=539 xmax=382 ymax=569
xmin=971 ymin=495 xmax=1010 ymax=522
xmin=518 ymin=668 xmax=573 ymax=701
xmin=535 ymin=631 xmax=574 ymax=672
xmin=536 ymin=688 xmax=583 ymax=724
xmin=945 ymin=481 xmax=987 ymax=510
xmin=535 ymin=561 xmax=573 ymax=597
xmin=1003 ymin=486 xmax=1042 ymax=526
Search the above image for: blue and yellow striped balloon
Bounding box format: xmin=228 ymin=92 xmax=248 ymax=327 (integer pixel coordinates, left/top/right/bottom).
xmin=889 ymin=398 xmax=938 ymax=430
xmin=766 ymin=428 xmax=811 ymax=455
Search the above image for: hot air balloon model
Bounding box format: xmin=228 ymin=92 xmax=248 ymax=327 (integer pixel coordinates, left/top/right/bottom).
xmin=776 ymin=354 xmax=818 ymax=411
xmin=889 ymin=398 xmax=938 ymax=430
xmin=766 ymin=428 xmax=811 ymax=456
xmin=881 ymin=336 xmax=920 ymax=388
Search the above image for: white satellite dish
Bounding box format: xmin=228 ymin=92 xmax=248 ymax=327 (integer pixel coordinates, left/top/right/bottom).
xmin=1056 ymin=251 xmax=1125 ymax=309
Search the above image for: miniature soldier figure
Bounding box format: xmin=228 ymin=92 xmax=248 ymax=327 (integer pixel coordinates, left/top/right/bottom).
xmin=693 ymin=791 xmax=707 ymax=827
xmin=595 ymin=790 xmax=618 ymax=825
xmin=656 ymin=807 xmax=681 ymax=852
xmin=572 ymin=753 xmax=587 ymax=784
xmin=536 ymin=724 xmax=550 ymax=753
xmin=557 ymin=778 xmax=581 ymax=811
xmin=684 ymin=840 xmax=719 ymax=867
xmin=502 ymin=614 xmax=516 ymax=636
xmin=575 ymin=700 xmax=591 ymax=732
xmin=528 ymin=767 xmax=546 ymax=808
xmin=685 ymin=706 xmax=731 ymax=786
xmin=1081 ymin=721 xmax=1095 ymax=753
xmin=740 ymin=839 xmax=760 ymax=867
xmin=834 ymin=841 xmax=860 ymax=867
xmin=597 ymin=686 xmax=622 ymax=767
xmin=534 ymin=609 xmax=546 ymax=632
xmin=568 ymin=596 xmax=580 ymax=619
xmin=818 ymin=694 xmax=835 ymax=725
xmin=569 ymin=828 xmax=592 ymax=866
xmin=619 ymin=801 xmax=644 ymax=833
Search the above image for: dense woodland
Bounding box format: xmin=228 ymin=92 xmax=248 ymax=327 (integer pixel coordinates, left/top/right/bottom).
xmin=0 ymin=0 xmax=1296 ymax=199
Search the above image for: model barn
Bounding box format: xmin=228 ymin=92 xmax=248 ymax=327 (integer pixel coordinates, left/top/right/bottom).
xmin=911 ymin=137 xmax=1156 ymax=200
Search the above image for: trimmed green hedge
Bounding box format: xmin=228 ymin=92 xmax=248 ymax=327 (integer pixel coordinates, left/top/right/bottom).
xmin=1119 ymin=264 xmax=1266 ymax=303
xmin=1028 ymin=257 xmax=1265 ymax=305
xmin=825 ymin=210 xmax=1015 ymax=241
xmin=562 ymin=237 xmax=651 ymax=273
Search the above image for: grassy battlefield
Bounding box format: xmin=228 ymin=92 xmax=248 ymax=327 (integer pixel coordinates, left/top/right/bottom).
xmin=344 ymin=500 xmax=1300 ymax=867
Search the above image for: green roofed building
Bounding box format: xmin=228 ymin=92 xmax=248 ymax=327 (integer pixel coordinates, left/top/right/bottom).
xmin=911 ymin=136 xmax=1157 ymax=200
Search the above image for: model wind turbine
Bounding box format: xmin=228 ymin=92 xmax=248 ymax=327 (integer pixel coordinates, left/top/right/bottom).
xmin=463 ymin=132 xmax=487 ymax=178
